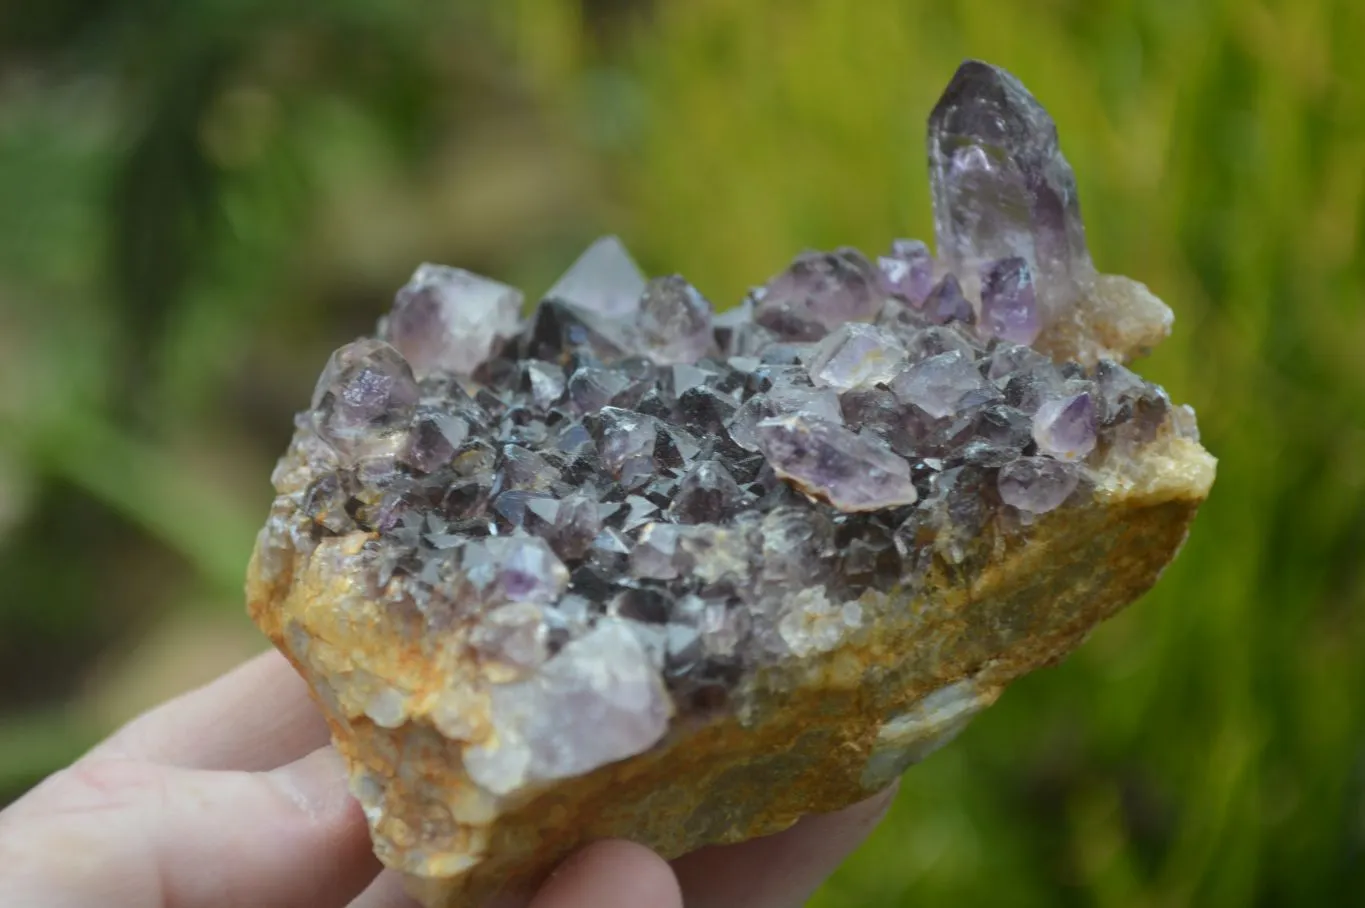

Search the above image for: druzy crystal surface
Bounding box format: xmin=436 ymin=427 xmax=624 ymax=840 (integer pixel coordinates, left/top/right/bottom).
xmin=248 ymin=61 xmax=1214 ymax=908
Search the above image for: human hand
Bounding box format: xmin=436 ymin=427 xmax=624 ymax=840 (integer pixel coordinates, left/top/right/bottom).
xmin=0 ymin=650 xmax=895 ymax=907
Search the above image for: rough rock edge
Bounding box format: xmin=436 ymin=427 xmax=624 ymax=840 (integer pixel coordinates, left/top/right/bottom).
xmin=247 ymin=426 xmax=1214 ymax=907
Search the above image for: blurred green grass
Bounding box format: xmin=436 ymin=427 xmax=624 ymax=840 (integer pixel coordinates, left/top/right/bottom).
xmin=1 ymin=0 xmax=1362 ymax=904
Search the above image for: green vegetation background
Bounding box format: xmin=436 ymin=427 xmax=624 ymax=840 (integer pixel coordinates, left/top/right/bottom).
xmin=0 ymin=0 xmax=1362 ymax=904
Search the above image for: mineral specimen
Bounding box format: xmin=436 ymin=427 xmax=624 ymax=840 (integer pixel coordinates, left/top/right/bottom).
xmin=247 ymin=60 xmax=1214 ymax=908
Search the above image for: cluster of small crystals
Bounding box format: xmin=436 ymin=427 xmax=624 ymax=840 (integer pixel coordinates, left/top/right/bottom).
xmin=259 ymin=62 xmax=1198 ymax=781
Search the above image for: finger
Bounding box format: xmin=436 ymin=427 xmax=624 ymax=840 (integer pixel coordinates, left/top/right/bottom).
xmin=91 ymin=648 xmax=332 ymax=770
xmin=671 ymin=784 xmax=898 ymax=908
xmin=528 ymin=840 xmax=682 ymax=908
xmin=348 ymin=872 xmax=423 ymax=908
xmin=0 ymin=747 xmax=381 ymax=908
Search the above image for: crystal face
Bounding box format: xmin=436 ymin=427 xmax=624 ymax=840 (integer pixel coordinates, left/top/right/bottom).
xmin=385 ymin=264 xmax=524 ymax=377
xmin=544 ymin=235 xmax=648 ymax=318
xmin=260 ymin=62 xmax=1204 ymax=810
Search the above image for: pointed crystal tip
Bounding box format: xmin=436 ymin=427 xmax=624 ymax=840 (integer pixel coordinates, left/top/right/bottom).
xmin=929 ymin=60 xmax=1057 ymax=152
xmin=546 ymin=235 xmax=648 ymax=318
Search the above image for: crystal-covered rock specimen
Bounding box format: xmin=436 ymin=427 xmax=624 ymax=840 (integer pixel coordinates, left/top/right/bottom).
xmin=248 ymin=61 xmax=1214 ymax=908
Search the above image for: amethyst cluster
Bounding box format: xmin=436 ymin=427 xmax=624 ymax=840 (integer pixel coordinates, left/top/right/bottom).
xmin=261 ymin=62 xmax=1195 ymax=728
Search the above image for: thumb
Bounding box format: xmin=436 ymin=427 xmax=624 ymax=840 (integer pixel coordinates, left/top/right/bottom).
xmin=0 ymin=747 xmax=381 ymax=908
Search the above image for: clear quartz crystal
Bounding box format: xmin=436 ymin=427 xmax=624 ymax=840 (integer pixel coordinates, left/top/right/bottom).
xmin=807 ymin=323 xmax=907 ymax=390
xmin=312 ymin=339 xmax=420 ymax=460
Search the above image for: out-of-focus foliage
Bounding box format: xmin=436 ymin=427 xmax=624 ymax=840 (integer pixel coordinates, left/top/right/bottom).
xmin=1 ymin=0 xmax=1362 ymax=904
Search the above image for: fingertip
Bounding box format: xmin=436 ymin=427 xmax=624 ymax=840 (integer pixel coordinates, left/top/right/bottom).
xmin=673 ymin=784 xmax=898 ymax=908
xmin=530 ymin=840 xmax=682 ymax=908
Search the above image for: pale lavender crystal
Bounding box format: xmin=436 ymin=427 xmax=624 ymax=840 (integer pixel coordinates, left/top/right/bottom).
xmin=311 ymin=339 xmax=420 ymax=459
xmin=464 ymin=536 xmax=569 ymax=606
xmin=385 ymin=264 xmax=523 ymax=377
xmin=980 ymin=257 xmax=1041 ymax=344
xmin=545 ymin=235 xmax=647 ymax=318
xmin=755 ymin=248 xmax=884 ymax=341
xmin=878 ymin=239 xmax=934 ymax=305
xmin=754 ymin=415 xmax=917 ymax=511
xmin=1032 ymin=392 xmax=1097 ymax=461
xmin=807 ymin=323 xmax=907 ymax=390
xmin=997 ymin=456 xmax=1079 ymax=514
xmin=637 ymin=275 xmax=715 ymax=365
xmin=928 ymin=61 xmax=1092 ymax=322
xmin=890 ymin=350 xmax=1000 ymax=419
xmin=922 ymin=273 xmax=975 ymax=325
xmin=463 ymin=621 xmax=671 ymax=795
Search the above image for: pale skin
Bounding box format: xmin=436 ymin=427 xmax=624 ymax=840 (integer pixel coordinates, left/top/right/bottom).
xmin=0 ymin=650 xmax=896 ymax=907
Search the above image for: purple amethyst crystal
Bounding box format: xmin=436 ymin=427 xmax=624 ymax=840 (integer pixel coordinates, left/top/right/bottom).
xmin=754 ymin=415 xmax=917 ymax=511
xmin=1032 ymin=392 xmax=1097 ymax=461
xmin=922 ymin=274 xmax=975 ymax=326
xmin=385 ymin=264 xmax=523 ymax=377
xmin=980 ymin=257 xmax=1041 ymax=344
xmin=928 ymin=61 xmax=1092 ymax=327
xmin=997 ymin=456 xmax=1079 ymax=514
xmin=755 ymin=249 xmax=884 ymax=341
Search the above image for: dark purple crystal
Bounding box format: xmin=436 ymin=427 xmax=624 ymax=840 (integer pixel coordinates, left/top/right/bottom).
xmin=922 ymin=273 xmax=975 ymax=326
xmin=979 ymin=257 xmax=1041 ymax=345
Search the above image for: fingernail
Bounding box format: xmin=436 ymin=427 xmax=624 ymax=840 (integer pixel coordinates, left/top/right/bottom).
xmin=269 ymin=746 xmax=352 ymax=819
